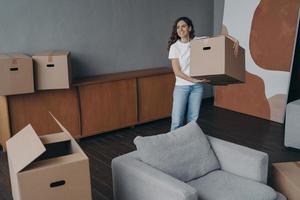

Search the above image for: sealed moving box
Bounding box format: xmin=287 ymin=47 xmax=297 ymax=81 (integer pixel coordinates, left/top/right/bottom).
xmin=0 ymin=54 xmax=34 ymax=96
xmin=272 ymin=162 xmax=300 ymax=200
xmin=6 ymin=114 xmax=92 ymax=200
xmin=190 ymin=35 xmax=245 ymax=85
xmin=33 ymin=51 xmax=71 ymax=90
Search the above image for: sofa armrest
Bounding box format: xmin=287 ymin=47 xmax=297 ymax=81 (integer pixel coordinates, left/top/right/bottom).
xmin=208 ymin=136 xmax=269 ymax=184
xmin=112 ymin=151 xmax=198 ymax=200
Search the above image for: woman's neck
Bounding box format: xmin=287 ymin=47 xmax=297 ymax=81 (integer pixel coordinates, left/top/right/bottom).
xmin=180 ymin=37 xmax=190 ymax=43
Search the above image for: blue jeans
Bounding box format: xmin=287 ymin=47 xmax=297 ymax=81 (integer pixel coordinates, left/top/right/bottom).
xmin=171 ymin=84 xmax=204 ymax=130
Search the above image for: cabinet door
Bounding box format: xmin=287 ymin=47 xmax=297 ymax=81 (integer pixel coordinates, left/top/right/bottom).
xmin=79 ymin=79 xmax=137 ymax=136
xmin=8 ymin=89 xmax=81 ymax=138
xmin=138 ymin=73 xmax=175 ymax=123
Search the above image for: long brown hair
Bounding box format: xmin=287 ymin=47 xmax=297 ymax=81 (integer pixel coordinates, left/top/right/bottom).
xmin=167 ymin=17 xmax=195 ymax=50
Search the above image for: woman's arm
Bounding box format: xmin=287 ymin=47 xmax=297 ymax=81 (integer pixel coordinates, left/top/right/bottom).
xmin=171 ymin=59 xmax=208 ymax=83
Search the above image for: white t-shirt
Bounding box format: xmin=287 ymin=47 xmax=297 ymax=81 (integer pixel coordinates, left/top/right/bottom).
xmin=168 ymin=40 xmax=194 ymax=86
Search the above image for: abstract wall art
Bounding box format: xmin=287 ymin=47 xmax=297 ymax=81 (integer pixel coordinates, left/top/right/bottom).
xmin=214 ymin=0 xmax=300 ymax=123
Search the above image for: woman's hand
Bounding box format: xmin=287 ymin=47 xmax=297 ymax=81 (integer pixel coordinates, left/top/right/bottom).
xmin=220 ymin=31 xmax=239 ymax=57
xmin=233 ymin=40 xmax=239 ymax=57
xmin=171 ymin=59 xmax=210 ymax=83
xmin=191 ymin=78 xmax=210 ymax=83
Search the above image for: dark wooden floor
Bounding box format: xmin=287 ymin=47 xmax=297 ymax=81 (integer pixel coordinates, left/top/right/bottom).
xmin=1 ymin=99 xmax=300 ymax=200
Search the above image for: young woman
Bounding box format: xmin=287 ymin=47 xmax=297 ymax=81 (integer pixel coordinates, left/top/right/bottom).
xmin=168 ymin=17 xmax=238 ymax=130
xmin=168 ymin=17 xmax=207 ymax=130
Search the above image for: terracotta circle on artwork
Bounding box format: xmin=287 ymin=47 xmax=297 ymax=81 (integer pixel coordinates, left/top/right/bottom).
xmin=250 ymin=0 xmax=300 ymax=71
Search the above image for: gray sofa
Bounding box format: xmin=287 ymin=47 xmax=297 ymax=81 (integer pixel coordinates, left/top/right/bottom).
xmin=112 ymin=136 xmax=286 ymax=200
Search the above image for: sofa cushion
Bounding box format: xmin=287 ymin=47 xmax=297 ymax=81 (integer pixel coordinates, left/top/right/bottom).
xmin=133 ymin=121 xmax=220 ymax=182
xmin=187 ymin=170 xmax=277 ymax=200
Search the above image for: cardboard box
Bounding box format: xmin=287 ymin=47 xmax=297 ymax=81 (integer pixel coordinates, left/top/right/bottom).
xmin=33 ymin=51 xmax=71 ymax=90
xmin=6 ymin=114 xmax=92 ymax=200
xmin=272 ymin=162 xmax=300 ymax=200
xmin=190 ymin=35 xmax=245 ymax=85
xmin=0 ymin=54 xmax=34 ymax=96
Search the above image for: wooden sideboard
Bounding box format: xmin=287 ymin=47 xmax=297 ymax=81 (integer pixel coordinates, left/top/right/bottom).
xmin=0 ymin=67 xmax=175 ymax=150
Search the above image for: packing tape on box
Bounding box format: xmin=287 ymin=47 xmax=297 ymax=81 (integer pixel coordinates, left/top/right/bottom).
xmin=202 ymin=38 xmax=209 ymax=46
xmin=48 ymin=51 xmax=53 ymax=63
xmin=12 ymin=58 xmax=17 ymax=65
xmin=5 ymin=54 xmax=18 ymax=65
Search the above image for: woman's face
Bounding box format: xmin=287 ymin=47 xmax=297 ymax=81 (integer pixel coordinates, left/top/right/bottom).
xmin=176 ymin=20 xmax=191 ymax=39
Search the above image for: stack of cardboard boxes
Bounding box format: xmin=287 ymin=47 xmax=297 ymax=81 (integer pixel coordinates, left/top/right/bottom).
xmin=1 ymin=52 xmax=92 ymax=199
xmin=0 ymin=51 xmax=71 ymax=96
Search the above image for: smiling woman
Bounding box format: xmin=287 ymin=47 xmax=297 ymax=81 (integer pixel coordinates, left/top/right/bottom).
xmin=167 ymin=17 xmax=208 ymax=131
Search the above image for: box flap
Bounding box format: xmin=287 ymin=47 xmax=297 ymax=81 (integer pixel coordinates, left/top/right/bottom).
xmin=50 ymin=112 xmax=89 ymax=158
xmin=49 ymin=113 xmax=71 ymax=135
xmin=6 ymin=125 xmax=46 ymax=173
